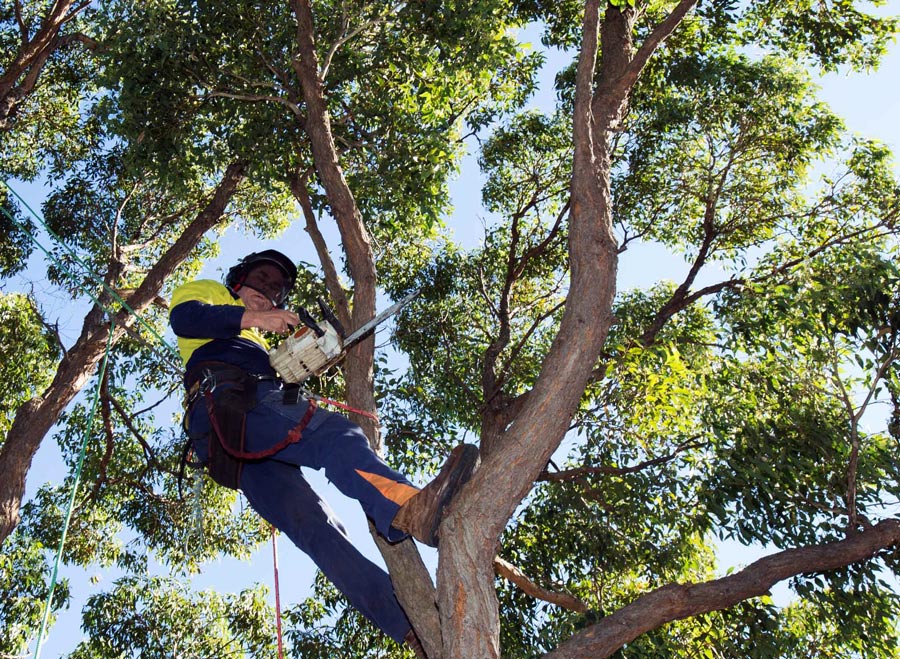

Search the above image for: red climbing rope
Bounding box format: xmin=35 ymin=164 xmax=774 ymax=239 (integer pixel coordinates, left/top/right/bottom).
xmin=308 ymin=393 xmax=379 ymax=421
xmin=272 ymin=526 xmax=285 ymax=659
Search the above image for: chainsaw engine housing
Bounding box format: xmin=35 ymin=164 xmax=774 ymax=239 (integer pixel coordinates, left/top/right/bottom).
xmin=269 ymin=321 xmax=344 ymax=383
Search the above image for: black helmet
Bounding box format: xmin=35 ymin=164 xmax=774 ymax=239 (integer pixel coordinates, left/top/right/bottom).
xmin=225 ymin=249 xmax=297 ymax=307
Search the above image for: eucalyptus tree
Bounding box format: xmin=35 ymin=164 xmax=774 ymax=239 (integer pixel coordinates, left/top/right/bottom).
xmin=0 ymin=155 xmax=257 ymax=545
xmin=86 ymin=1 xmax=898 ymax=658
xmin=95 ymin=0 xmax=540 ymax=652
xmin=382 ymin=3 xmax=898 ymax=657
xmin=383 ymin=1 xmax=900 ymax=657
xmin=3 ymin=1 xmax=899 ymax=659
xmin=65 ymin=577 xmax=279 ymax=658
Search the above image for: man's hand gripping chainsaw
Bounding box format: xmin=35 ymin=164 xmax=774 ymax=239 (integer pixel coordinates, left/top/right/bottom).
xmin=269 ymin=292 xmax=416 ymax=384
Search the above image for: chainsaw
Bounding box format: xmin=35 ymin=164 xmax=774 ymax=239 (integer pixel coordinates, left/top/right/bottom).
xmin=269 ymin=291 xmax=416 ymax=383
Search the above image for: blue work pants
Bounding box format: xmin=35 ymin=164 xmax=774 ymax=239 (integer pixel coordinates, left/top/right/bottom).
xmin=188 ymin=380 xmax=415 ymax=644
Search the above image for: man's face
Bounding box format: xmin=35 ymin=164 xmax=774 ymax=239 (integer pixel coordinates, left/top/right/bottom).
xmin=240 ymin=263 xmax=289 ymax=308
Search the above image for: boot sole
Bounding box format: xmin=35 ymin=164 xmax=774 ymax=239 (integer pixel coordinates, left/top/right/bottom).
xmin=428 ymin=443 xmax=480 ymax=545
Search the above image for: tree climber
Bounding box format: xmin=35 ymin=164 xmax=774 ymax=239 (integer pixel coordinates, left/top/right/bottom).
xmin=170 ymin=249 xmax=477 ymax=655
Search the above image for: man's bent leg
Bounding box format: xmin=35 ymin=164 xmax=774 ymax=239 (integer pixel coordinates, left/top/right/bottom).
xmin=239 ymin=459 xmax=412 ymax=644
xmin=289 ymin=413 xmax=419 ymax=541
xmin=299 ymin=414 xmax=479 ymax=546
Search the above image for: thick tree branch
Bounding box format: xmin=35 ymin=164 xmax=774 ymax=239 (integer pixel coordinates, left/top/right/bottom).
xmin=0 ymin=0 xmax=93 ymax=128
xmin=440 ymin=0 xmax=623 ymax=654
xmin=572 ymin=0 xmax=601 ymax=173
xmin=622 ymin=0 xmax=700 ymax=92
xmin=287 ymin=169 xmax=352 ymax=329
xmin=545 ymin=518 xmax=900 ymax=659
xmin=290 ymin=0 xmax=377 ymax=421
xmin=0 ymin=161 xmax=246 ymax=546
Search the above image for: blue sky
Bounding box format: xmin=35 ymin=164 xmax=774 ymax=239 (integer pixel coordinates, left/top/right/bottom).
xmin=12 ymin=5 xmax=900 ymax=656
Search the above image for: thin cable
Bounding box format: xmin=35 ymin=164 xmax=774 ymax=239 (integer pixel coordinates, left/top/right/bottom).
xmin=271 ymin=526 xmax=285 ymax=659
xmin=1 ymin=179 xmax=181 ymax=362
xmin=32 ymin=320 xmax=116 ymax=659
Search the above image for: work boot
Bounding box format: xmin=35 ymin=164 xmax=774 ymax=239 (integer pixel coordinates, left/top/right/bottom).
xmin=392 ymin=443 xmax=479 ymax=547
xmin=404 ymin=630 xmax=427 ymax=658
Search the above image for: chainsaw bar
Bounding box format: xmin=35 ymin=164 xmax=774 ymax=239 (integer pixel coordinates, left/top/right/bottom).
xmin=342 ymin=290 xmax=418 ymax=348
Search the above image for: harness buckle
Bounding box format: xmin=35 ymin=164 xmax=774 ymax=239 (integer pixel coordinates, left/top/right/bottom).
xmin=199 ymin=368 xmax=217 ymax=395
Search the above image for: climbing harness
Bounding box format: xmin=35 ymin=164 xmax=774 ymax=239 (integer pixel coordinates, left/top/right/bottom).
xmin=179 ymin=363 xmax=317 ymax=489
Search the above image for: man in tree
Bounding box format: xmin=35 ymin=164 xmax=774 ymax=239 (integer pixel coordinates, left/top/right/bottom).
xmin=170 ymin=249 xmax=477 ymax=653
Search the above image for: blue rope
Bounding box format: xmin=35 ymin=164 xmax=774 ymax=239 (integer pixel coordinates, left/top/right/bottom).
xmin=0 ymin=181 xmax=189 ymax=651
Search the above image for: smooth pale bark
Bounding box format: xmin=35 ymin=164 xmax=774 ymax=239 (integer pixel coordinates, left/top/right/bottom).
xmin=0 ymin=161 xmax=246 ymax=546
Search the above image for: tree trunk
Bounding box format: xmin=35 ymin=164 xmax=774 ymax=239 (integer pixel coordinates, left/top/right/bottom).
xmin=289 ymin=0 xmax=378 ymax=435
xmin=0 ymin=161 xmax=246 ymax=546
xmin=288 ymin=1 xmax=444 ymax=652
xmin=437 ymin=2 xmax=703 ymax=656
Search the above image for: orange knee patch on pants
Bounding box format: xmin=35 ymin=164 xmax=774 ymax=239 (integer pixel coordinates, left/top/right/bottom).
xmin=356 ymin=470 xmax=419 ymax=505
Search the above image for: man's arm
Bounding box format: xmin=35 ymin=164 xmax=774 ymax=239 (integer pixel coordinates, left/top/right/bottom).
xmin=170 ymin=279 xmax=298 ymax=338
xmin=170 ymin=300 xmax=244 ymax=339
xmin=240 ymin=308 xmax=299 ymax=334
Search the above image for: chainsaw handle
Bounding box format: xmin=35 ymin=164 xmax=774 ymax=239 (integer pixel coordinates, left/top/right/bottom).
xmin=296 ymin=306 xmax=325 ymax=337
xmin=317 ymin=298 xmax=346 ymax=338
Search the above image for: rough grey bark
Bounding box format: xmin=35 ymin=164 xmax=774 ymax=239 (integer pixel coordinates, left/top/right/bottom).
xmin=0 ymin=161 xmax=246 ymax=546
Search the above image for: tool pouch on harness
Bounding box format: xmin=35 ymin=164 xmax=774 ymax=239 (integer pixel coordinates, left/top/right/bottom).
xmin=203 ymin=374 xmax=259 ymax=490
xmin=185 ymin=363 xmax=319 ymax=491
